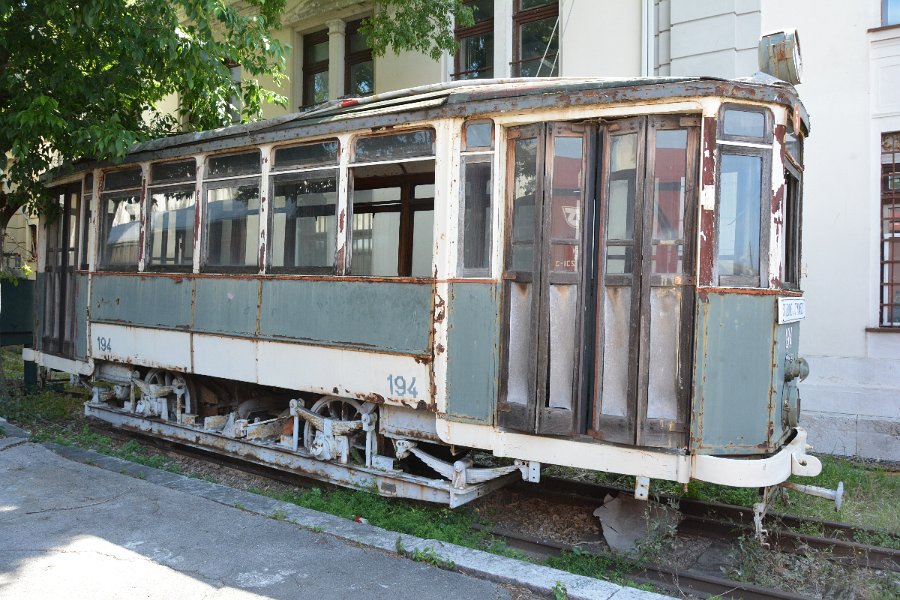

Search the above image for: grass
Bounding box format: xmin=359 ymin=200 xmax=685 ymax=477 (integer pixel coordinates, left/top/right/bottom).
xmin=1 ymin=345 xmax=25 ymax=381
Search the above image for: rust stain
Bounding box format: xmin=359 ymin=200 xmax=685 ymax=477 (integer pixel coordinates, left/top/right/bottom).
xmin=433 ymin=295 xmax=445 ymax=323
xmin=435 ymin=343 xmax=445 ymax=355
xmin=698 ymin=208 xmax=715 ymax=286
xmin=701 ymin=116 xmax=717 ymax=187
xmin=338 ymin=208 xmax=345 ymax=234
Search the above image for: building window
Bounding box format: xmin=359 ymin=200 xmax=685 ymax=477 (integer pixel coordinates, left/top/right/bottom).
xmin=345 ymin=20 xmax=374 ymax=96
xmin=512 ymin=0 xmax=559 ymax=77
xmin=881 ymin=132 xmax=900 ymax=326
xmin=454 ymin=0 xmax=494 ymax=80
xmin=884 ymin=0 xmax=900 ymax=26
xmin=303 ymin=29 xmax=329 ymax=107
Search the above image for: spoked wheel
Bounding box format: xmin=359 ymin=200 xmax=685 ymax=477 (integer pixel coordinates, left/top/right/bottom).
xmin=303 ymin=396 xmax=367 ymax=463
xmin=144 ymin=369 xmax=194 ymax=422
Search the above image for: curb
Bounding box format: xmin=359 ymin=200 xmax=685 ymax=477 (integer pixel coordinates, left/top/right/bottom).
xmin=44 ymin=443 xmax=671 ymax=600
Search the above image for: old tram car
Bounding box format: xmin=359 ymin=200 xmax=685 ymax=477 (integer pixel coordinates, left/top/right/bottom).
xmin=27 ymin=77 xmax=822 ymax=506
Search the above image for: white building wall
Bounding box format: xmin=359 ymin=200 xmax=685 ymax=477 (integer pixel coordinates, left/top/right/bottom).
xmin=759 ymin=1 xmax=900 ymax=460
xmin=560 ymin=0 xmax=642 ymax=77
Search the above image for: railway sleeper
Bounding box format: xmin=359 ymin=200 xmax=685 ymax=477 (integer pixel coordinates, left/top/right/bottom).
xmin=84 ymin=377 xmax=531 ymax=507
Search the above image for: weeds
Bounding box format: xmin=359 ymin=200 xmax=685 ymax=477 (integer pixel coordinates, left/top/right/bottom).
xmin=552 ymin=580 xmax=568 ymax=600
xmin=409 ymin=546 xmax=455 ymax=570
xmin=270 ymin=510 xmax=288 ymax=521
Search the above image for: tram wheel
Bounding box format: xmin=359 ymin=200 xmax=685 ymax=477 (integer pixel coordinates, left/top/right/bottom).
xmin=303 ymin=396 xmax=368 ymax=464
xmin=144 ymin=368 xmax=195 ymax=422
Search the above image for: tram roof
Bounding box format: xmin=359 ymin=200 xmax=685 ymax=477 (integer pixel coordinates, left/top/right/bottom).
xmin=88 ymin=74 xmax=810 ymax=168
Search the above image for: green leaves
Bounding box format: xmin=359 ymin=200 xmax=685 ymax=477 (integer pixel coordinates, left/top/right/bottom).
xmin=363 ymin=0 xmax=473 ymax=61
xmin=0 ymin=0 xmax=288 ymax=219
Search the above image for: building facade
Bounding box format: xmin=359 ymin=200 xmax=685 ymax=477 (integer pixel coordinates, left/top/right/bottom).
xmin=169 ymin=0 xmax=900 ymax=460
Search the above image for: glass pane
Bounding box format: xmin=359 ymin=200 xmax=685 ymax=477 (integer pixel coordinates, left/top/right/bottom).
xmin=207 ymin=152 xmax=260 ymax=178
xmin=348 ymin=22 xmax=369 ymax=53
xmin=471 ymin=0 xmax=494 ymax=23
xmin=151 ymin=159 xmax=196 ymax=183
xmin=510 ymin=137 xmax=538 ymax=271
xmin=506 ymin=282 xmax=532 ymax=405
xmin=103 ymin=168 xmax=142 ymax=191
xmin=462 ymin=158 xmax=492 ymax=270
xmin=465 ymin=122 xmax=493 ymax=149
xmin=550 ymin=135 xmax=582 ymax=243
xmin=517 ymin=16 xmax=559 ymax=77
xmin=84 ymin=174 xmax=94 ymax=195
xmin=353 ymin=187 xmax=401 ymax=204
xmin=600 ymin=285 xmax=631 ymax=417
xmin=305 ymin=71 xmax=329 ymax=105
xmin=605 ymin=245 xmax=632 ymax=274
xmin=415 ymin=184 xmax=434 ymax=199
xmin=651 ymin=129 xmax=687 ymax=275
xmin=308 ymin=39 xmax=328 ymax=64
xmin=722 ymin=109 xmax=766 ymax=139
xmin=274 ymin=140 xmax=339 ymax=170
xmin=351 ymin=211 xmax=399 ymax=276
xmin=885 ymin=0 xmax=899 ymax=26
xmin=647 ymin=287 xmax=681 ymax=420
xmin=548 ymin=284 xmax=577 ymax=409
xmin=458 ymin=33 xmax=493 ymax=79
xmin=551 ymin=244 xmax=577 ymax=273
xmin=718 ymin=154 xmax=762 ymax=280
xmin=348 ymin=60 xmax=374 ymax=95
xmin=521 ymin=0 xmax=554 ymax=9
xmin=149 ymin=187 xmax=195 ymax=267
xmin=205 ymin=185 xmax=260 ymax=267
xmin=411 ymin=210 xmax=434 ymax=276
xmin=355 ymin=129 xmax=435 ymax=162
xmin=101 ymin=193 xmax=141 ymax=266
xmin=271 ymin=174 xmax=337 ymax=270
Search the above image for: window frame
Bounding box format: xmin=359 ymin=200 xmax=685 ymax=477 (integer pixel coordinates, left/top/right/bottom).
xmin=458 ymin=120 xmax=495 ymax=276
xmin=201 ymin=150 xmax=262 ymax=274
xmin=267 ymin=166 xmax=340 ymax=275
xmin=302 ymin=28 xmax=329 ymax=108
xmin=714 ymin=144 xmax=772 ymax=288
xmin=511 ymin=0 xmax=559 ymax=78
xmin=145 ymin=158 xmax=198 ymax=272
xmin=880 ymin=131 xmax=900 ymax=327
xmin=453 ymin=0 xmax=495 ymax=80
xmin=718 ymin=104 xmax=773 ymax=145
xmin=98 ymin=166 xmax=143 ymax=272
xmin=781 ymin=160 xmax=802 ymax=290
xmin=344 ymin=19 xmax=374 ymax=96
xmin=79 ymin=174 xmax=93 ymax=271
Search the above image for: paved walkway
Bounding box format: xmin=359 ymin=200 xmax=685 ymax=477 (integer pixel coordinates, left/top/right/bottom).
xmin=0 ymin=419 xmax=669 ymax=600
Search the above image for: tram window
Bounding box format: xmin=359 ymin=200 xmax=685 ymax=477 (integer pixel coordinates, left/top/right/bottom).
xmin=273 ymin=140 xmax=339 ymax=171
xmin=99 ymin=167 xmax=142 ymax=269
xmin=509 ymin=136 xmax=538 ymax=272
xmin=717 ymin=153 xmax=763 ymax=285
xmin=720 ymin=105 xmax=772 ymax=143
xmin=460 ymin=155 xmax=493 ymax=273
xmin=80 ymin=174 xmax=93 ymax=270
xmin=148 ymin=159 xmax=196 ymax=270
xmin=354 ymin=129 xmax=435 ymax=162
xmin=207 ymin=151 xmax=260 ymax=178
xmin=350 ymin=166 xmax=435 ymax=277
xmin=782 ymin=168 xmax=801 ymax=288
xmin=270 ymin=171 xmax=337 ymax=272
xmin=204 ymin=184 xmax=260 ymax=269
xmin=464 ymin=121 xmax=494 ymax=150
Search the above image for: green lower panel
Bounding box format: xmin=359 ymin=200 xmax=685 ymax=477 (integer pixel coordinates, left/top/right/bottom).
xmin=691 ymin=293 xmax=777 ymax=454
xmin=445 ymin=282 xmax=499 ymax=423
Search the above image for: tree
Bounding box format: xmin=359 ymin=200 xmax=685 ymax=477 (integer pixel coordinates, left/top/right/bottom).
xmin=0 ymin=0 xmax=290 ymax=256
xmin=0 ymin=0 xmax=472 ymax=255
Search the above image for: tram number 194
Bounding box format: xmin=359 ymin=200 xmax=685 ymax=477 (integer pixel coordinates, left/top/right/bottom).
xmin=387 ymin=374 xmax=418 ymax=399
xmin=96 ymin=336 xmax=113 ymax=352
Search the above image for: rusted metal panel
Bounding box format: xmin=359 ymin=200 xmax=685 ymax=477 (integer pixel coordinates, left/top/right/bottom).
xmin=691 ymin=292 xmax=777 ymax=454
xmin=91 ymin=274 xmax=192 ymax=329
xmin=259 ymin=279 xmax=433 ymax=354
xmin=193 ymin=277 xmax=260 ymax=337
xmin=445 ymin=282 xmax=500 ymax=423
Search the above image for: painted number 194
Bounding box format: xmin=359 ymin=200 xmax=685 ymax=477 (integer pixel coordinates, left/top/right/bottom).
xmin=387 ymin=374 xmax=418 ymax=398
xmin=96 ymin=336 xmax=112 ymax=352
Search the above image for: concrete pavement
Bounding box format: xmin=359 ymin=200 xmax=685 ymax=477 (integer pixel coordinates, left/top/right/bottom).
xmin=0 ymin=419 xmax=670 ymax=599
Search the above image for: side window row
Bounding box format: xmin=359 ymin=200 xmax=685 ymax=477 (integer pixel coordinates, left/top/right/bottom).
xmin=93 ymin=124 xmax=495 ymax=277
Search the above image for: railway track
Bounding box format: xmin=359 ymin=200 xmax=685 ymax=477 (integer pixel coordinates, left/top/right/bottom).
xmin=82 ymin=422 xmax=898 ymax=600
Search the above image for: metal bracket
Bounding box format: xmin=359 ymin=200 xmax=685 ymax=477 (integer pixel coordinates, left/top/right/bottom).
xmin=394 ymin=440 xmax=535 ymax=490
xmin=634 ymin=476 xmax=650 ymax=500
xmin=779 ymin=480 xmax=844 ymax=511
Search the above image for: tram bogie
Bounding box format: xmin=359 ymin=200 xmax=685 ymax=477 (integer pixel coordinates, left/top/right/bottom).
xmin=26 ymin=76 xmax=822 ymax=505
